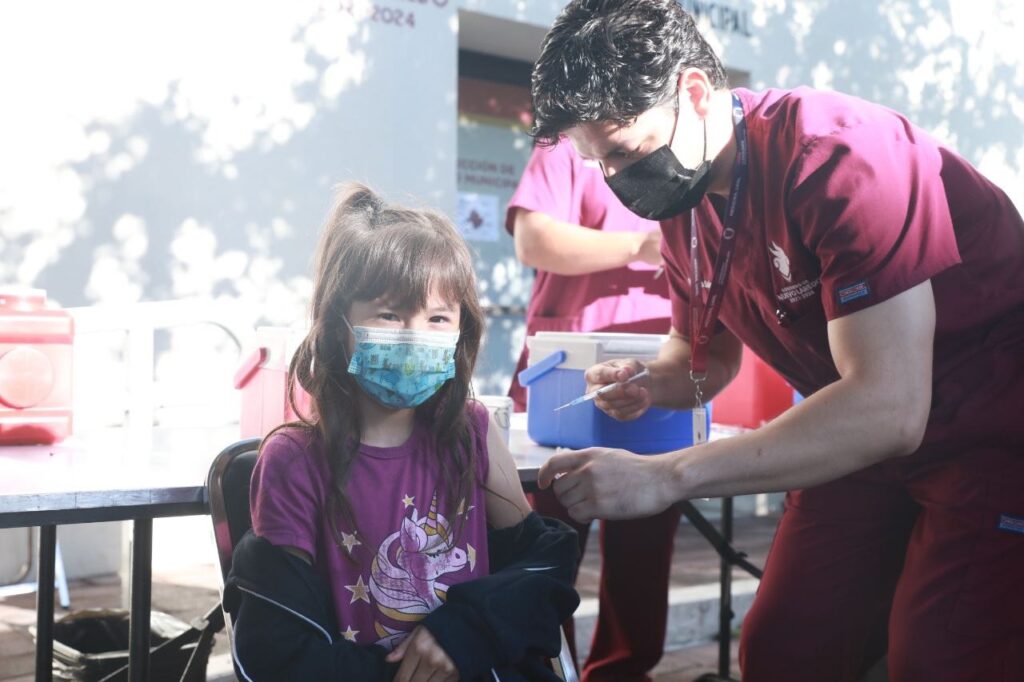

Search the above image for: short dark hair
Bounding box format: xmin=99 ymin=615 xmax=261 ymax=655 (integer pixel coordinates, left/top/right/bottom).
xmin=531 ymin=0 xmax=728 ymax=145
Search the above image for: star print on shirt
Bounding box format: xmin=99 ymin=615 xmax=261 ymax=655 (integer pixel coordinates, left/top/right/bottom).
xmin=467 ymin=544 xmax=477 ymax=572
xmin=342 ymin=625 xmax=359 ymax=642
xmin=345 ymin=575 xmax=371 ymax=604
xmin=340 ymin=531 xmax=361 ymax=554
xmin=456 ymin=499 xmax=475 ymax=517
xmin=402 ymin=494 xmax=415 ymax=508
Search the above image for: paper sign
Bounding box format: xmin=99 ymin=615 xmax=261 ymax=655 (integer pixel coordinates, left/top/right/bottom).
xmin=456 ymin=192 xmax=499 ymax=242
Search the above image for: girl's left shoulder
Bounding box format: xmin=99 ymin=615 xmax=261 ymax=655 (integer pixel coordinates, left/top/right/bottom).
xmin=465 ymin=399 xmax=490 ymax=432
xmin=464 ymin=399 xmax=493 ymax=481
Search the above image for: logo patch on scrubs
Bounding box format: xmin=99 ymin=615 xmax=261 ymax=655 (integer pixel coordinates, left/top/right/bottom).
xmin=997 ymin=514 xmax=1024 ymax=535
xmin=769 ymin=241 xmax=792 ymax=282
xmin=837 ymin=281 xmax=870 ymax=304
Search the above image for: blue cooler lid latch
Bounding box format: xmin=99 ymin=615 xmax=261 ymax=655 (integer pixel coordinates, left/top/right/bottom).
xmin=517 ymin=350 xmax=566 ymax=387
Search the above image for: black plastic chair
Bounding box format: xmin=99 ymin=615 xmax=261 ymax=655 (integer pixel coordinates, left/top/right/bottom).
xmin=205 ymin=438 xmax=260 ymax=682
xmin=207 ymin=438 xmax=261 ymax=585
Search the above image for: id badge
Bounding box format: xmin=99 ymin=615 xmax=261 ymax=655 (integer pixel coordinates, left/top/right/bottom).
xmin=692 ymin=406 xmax=708 ymax=444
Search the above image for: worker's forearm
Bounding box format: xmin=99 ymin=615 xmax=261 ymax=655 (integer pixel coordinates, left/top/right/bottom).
xmin=668 ymin=376 xmax=928 ymax=499
xmin=516 ymin=218 xmax=644 ymax=275
xmin=648 ymin=335 xmax=739 ymax=410
xmin=647 ymin=356 xmax=704 ymax=410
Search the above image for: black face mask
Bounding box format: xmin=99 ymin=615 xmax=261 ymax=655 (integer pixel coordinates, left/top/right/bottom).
xmin=606 ymin=115 xmax=711 ymax=221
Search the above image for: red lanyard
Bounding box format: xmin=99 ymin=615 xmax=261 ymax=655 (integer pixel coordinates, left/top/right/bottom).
xmin=690 ymin=93 xmax=749 ymax=392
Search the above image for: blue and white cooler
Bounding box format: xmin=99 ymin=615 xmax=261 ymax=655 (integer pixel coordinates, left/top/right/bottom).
xmin=518 ymin=332 xmax=710 ymax=454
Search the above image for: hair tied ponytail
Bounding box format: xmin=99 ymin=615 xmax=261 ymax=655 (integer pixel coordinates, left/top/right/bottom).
xmin=341 ymin=183 xmax=386 ymax=221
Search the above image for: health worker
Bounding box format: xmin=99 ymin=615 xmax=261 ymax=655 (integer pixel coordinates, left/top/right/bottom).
xmin=533 ymin=1 xmax=1024 ymax=680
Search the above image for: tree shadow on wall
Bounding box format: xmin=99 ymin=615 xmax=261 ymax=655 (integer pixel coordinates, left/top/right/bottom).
xmin=31 ymin=6 xmax=459 ymax=318
xmin=746 ymin=0 xmax=1022 ymax=186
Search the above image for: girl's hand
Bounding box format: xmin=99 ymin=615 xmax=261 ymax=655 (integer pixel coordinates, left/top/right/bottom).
xmin=386 ymin=625 xmax=458 ymax=682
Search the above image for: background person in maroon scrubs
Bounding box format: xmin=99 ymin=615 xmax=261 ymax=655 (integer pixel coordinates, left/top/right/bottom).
xmin=507 ymin=141 xmax=677 ymax=681
xmin=531 ymin=1 xmax=1024 ymax=680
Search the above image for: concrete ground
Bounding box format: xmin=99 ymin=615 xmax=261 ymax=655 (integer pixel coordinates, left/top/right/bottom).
xmin=0 ymin=511 xmax=777 ymax=681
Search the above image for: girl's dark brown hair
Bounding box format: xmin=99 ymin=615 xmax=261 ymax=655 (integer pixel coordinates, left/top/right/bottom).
xmin=270 ymin=182 xmax=485 ymax=551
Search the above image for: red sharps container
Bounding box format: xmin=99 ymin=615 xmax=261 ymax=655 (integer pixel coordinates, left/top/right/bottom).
xmin=0 ymin=289 xmax=74 ymax=444
xmin=711 ymin=345 xmax=794 ymax=429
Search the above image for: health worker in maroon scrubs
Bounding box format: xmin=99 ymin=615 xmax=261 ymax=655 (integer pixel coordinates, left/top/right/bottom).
xmin=532 ymin=2 xmax=1024 ymax=681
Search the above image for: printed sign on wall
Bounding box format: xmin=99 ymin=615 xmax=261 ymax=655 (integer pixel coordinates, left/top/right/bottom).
xmin=456 ymin=192 xmax=500 ymax=242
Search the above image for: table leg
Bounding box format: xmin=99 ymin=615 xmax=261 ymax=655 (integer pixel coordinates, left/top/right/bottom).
xmin=128 ymin=518 xmax=152 ymax=682
xmin=718 ymin=497 xmax=734 ymax=679
xmin=35 ymin=525 xmax=56 ymax=682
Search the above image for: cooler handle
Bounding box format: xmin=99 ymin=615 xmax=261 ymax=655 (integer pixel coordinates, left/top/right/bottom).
xmin=233 ymin=347 xmax=268 ymax=389
xmin=517 ymin=350 xmax=566 ymax=387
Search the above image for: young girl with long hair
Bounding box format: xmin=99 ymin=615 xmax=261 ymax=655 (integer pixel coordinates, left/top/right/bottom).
xmin=224 ymin=183 xmax=579 ymax=682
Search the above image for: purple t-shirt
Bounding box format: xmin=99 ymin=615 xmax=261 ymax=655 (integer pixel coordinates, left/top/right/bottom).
xmin=250 ymin=402 xmax=491 ymax=651
xmin=506 ymin=141 xmax=672 ymax=408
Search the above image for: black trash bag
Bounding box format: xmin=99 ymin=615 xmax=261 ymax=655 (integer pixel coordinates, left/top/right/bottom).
xmin=36 ymin=604 xmax=222 ymax=682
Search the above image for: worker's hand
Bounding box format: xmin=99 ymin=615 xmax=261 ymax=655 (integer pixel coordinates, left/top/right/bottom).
xmin=537 ymin=447 xmax=678 ymax=522
xmin=634 ymin=230 xmax=664 ymax=267
xmin=387 ymin=625 xmax=458 ymax=682
xmin=585 ymin=359 xmax=651 ymax=421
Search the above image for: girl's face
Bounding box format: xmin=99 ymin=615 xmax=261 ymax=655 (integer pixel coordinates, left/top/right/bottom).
xmin=347 ymin=286 xmax=462 ymax=336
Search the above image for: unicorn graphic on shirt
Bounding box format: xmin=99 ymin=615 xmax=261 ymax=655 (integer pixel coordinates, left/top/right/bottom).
xmin=369 ymin=490 xmax=467 ymax=649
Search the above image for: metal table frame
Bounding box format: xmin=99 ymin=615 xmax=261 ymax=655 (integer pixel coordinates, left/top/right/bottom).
xmin=0 ymin=426 xmax=234 ymax=682
xmin=512 ymin=422 xmax=763 ymax=682
xmin=678 ymin=497 xmax=763 ymax=682
xmin=0 ymin=488 xmax=208 ymax=682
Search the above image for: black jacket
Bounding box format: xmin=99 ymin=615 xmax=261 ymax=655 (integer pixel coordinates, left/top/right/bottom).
xmin=224 ymin=512 xmax=580 ymax=681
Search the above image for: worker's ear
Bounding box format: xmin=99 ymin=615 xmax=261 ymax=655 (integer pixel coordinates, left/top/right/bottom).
xmin=678 ymin=68 xmax=714 ymax=120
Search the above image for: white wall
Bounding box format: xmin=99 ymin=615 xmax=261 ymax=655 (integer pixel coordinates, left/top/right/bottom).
xmin=714 ymin=0 xmax=1024 ymax=210
xmin=0 ymin=1 xmax=460 ymax=317
xmin=2 ymin=0 xmax=1019 ymax=313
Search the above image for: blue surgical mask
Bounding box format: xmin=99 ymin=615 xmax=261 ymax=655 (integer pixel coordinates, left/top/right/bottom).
xmin=345 ymin=323 xmax=459 ymax=409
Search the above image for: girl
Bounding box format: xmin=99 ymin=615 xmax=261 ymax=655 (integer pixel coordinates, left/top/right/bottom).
xmin=224 ymin=183 xmax=579 ymax=682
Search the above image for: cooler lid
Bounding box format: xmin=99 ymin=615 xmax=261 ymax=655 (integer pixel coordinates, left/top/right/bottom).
xmin=526 ymin=332 xmax=667 ymax=370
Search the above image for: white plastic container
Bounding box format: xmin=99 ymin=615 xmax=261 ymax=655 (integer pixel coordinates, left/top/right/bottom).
xmin=476 ymin=394 xmax=513 ymax=444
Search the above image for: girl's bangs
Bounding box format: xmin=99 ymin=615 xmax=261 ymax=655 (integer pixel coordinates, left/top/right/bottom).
xmin=349 ymin=226 xmax=473 ymax=312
